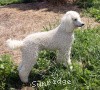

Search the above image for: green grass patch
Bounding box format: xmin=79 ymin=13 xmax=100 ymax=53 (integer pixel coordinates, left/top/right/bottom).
xmin=0 ymin=54 xmax=21 ymax=90
xmin=76 ymin=0 xmax=100 ymax=22
xmin=0 ymin=27 xmax=100 ymax=89
xmin=88 ymin=7 xmax=100 ymax=22
xmin=87 ymin=0 xmax=100 ymax=22
xmin=0 ymin=0 xmax=22 ymax=5
xmin=0 ymin=0 xmax=37 ymax=5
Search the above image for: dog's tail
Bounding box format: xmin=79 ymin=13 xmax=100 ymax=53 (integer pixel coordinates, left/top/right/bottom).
xmin=6 ymin=39 xmax=24 ymax=50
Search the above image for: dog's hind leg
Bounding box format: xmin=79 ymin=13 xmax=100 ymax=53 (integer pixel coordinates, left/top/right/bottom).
xmin=18 ymin=46 xmax=39 ymax=83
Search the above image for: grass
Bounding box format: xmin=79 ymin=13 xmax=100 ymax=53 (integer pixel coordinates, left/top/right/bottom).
xmin=0 ymin=0 xmax=22 ymax=5
xmin=76 ymin=0 xmax=100 ymax=22
xmin=0 ymin=0 xmax=37 ymax=5
xmin=87 ymin=1 xmax=100 ymax=22
xmin=0 ymin=27 xmax=100 ymax=90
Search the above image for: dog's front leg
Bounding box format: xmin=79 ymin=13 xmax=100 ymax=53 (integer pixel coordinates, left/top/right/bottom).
xmin=64 ymin=47 xmax=73 ymax=70
xmin=56 ymin=48 xmax=73 ymax=70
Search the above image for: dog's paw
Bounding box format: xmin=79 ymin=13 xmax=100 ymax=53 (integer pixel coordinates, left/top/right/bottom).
xmin=70 ymin=65 xmax=73 ymax=71
xmin=62 ymin=63 xmax=73 ymax=70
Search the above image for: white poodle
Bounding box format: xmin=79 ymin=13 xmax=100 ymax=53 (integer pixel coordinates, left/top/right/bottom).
xmin=6 ymin=11 xmax=84 ymax=83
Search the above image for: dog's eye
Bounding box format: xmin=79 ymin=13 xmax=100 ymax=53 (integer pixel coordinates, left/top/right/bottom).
xmin=74 ymin=18 xmax=77 ymax=21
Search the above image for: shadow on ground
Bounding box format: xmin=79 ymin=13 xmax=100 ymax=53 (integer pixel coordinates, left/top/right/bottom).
xmin=1 ymin=2 xmax=81 ymax=13
xmin=6 ymin=71 xmax=44 ymax=89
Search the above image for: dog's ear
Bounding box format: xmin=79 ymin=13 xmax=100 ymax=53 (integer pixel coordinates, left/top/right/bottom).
xmin=61 ymin=14 xmax=71 ymax=23
xmin=61 ymin=14 xmax=73 ymax=28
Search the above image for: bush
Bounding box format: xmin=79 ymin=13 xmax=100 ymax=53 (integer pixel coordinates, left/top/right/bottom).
xmin=0 ymin=0 xmax=22 ymax=5
xmin=88 ymin=8 xmax=100 ymax=22
xmin=22 ymin=0 xmax=37 ymax=3
xmin=75 ymin=0 xmax=100 ymax=22
xmin=0 ymin=0 xmax=37 ymax=5
xmin=0 ymin=55 xmax=19 ymax=90
xmin=76 ymin=0 xmax=94 ymax=8
xmin=45 ymin=0 xmax=67 ymax=5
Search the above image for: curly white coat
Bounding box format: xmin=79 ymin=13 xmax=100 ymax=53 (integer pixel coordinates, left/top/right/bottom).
xmin=6 ymin=11 xmax=84 ymax=83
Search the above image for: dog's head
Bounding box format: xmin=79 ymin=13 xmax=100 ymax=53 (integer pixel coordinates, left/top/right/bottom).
xmin=61 ymin=11 xmax=84 ymax=32
xmin=69 ymin=11 xmax=84 ymax=27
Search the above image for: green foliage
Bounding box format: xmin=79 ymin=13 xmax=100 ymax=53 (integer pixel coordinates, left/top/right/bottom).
xmin=75 ymin=0 xmax=100 ymax=22
xmin=22 ymin=0 xmax=37 ymax=3
xmin=76 ymin=0 xmax=95 ymax=8
xmin=0 ymin=55 xmax=20 ymax=90
xmin=0 ymin=0 xmax=22 ymax=5
xmin=45 ymin=0 xmax=67 ymax=5
xmin=72 ymin=28 xmax=100 ymax=61
xmin=36 ymin=27 xmax=100 ymax=90
xmin=88 ymin=0 xmax=100 ymax=22
xmin=88 ymin=7 xmax=100 ymax=22
xmin=0 ymin=0 xmax=37 ymax=5
xmin=0 ymin=27 xmax=100 ymax=89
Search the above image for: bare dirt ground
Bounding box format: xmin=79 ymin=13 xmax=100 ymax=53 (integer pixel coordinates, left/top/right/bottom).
xmin=0 ymin=2 xmax=99 ymax=64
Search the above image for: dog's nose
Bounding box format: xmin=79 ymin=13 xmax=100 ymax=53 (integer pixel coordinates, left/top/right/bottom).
xmin=81 ymin=23 xmax=84 ymax=26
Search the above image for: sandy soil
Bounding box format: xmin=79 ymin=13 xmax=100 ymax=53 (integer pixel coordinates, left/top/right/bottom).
xmin=0 ymin=2 xmax=99 ymax=64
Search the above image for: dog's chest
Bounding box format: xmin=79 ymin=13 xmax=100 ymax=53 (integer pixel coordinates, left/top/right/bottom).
xmin=46 ymin=33 xmax=74 ymax=50
xmin=56 ymin=33 xmax=74 ymax=44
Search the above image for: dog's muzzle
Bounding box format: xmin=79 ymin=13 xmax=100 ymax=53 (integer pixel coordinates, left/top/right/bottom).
xmin=81 ymin=23 xmax=85 ymax=27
